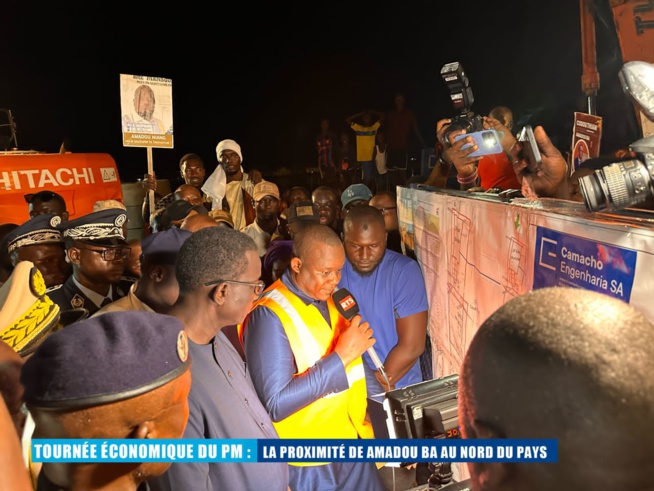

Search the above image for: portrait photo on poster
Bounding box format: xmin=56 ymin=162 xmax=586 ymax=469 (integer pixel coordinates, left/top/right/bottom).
xmin=120 ymin=74 xmax=174 ymax=136
xmin=572 ymin=139 xmax=590 ymax=174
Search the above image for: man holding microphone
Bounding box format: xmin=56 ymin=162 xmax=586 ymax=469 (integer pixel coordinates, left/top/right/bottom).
xmin=241 ymin=223 xmax=384 ymax=491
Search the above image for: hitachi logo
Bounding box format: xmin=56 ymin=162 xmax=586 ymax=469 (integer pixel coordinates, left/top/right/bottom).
xmin=0 ymin=168 xmax=96 ymax=190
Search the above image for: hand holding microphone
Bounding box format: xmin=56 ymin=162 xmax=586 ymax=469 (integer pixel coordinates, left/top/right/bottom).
xmin=333 ymin=314 xmax=375 ymax=368
xmin=332 ymin=287 xmax=392 ymax=391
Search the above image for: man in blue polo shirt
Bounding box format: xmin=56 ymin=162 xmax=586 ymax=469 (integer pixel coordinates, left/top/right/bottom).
xmin=339 ymin=204 xmax=428 ymax=395
xmin=339 ymin=204 xmax=431 ymax=490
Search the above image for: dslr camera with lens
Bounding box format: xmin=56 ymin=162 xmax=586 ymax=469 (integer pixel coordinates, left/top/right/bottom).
xmin=579 ymin=61 xmax=654 ymax=212
xmin=440 ymin=62 xmax=484 ymax=145
xmin=579 ymin=139 xmax=654 ymax=212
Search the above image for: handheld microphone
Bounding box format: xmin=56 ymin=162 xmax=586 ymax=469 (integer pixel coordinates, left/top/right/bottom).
xmin=332 ymin=287 xmax=391 ymax=390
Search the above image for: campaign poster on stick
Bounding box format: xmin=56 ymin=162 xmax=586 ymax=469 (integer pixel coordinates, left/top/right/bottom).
xmin=570 ymin=112 xmax=602 ymax=175
xmin=120 ymin=74 xmax=174 ymax=148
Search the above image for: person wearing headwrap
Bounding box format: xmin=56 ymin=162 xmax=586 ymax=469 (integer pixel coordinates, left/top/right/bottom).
xmin=261 ymin=240 xmax=293 ymax=287
xmin=201 ymin=139 xmax=256 ymax=231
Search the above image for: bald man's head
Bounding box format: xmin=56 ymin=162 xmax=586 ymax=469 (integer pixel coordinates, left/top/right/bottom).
xmin=460 ymin=287 xmax=654 ymax=490
xmin=174 ymin=184 xmax=203 ymax=207
xmin=292 ymin=223 xmax=342 ymax=260
xmin=180 ymin=214 xmax=218 ymax=233
xmin=342 ymin=204 xmax=385 ymax=234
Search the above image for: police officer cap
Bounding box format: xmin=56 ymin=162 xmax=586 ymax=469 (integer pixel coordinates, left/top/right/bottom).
xmin=141 ymin=228 xmax=192 ymax=264
xmin=57 ymin=209 xmax=128 ymax=245
xmin=21 ymin=311 xmax=190 ymax=409
xmin=5 ymin=214 xmax=63 ymax=254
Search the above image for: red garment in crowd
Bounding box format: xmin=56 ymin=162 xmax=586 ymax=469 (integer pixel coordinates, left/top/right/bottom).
xmin=478 ymin=152 xmax=521 ymax=190
xmin=385 ymin=110 xmax=415 ymax=150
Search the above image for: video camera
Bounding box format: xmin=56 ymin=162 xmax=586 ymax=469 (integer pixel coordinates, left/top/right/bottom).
xmin=367 ymin=373 xmax=460 ymax=441
xmin=368 ymin=374 xmax=463 ymax=489
xmin=579 ymin=61 xmax=654 ymax=212
xmin=440 ymin=62 xmax=484 ymax=146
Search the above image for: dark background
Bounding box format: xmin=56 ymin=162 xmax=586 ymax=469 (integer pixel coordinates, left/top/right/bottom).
xmin=0 ymin=0 xmax=641 ymax=184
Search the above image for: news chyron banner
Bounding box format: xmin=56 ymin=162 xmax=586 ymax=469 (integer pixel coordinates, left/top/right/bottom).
xmin=571 ymin=112 xmax=602 ymax=176
xmin=31 ymin=439 xmax=558 ymax=464
xmin=120 ymin=74 xmax=173 ymax=148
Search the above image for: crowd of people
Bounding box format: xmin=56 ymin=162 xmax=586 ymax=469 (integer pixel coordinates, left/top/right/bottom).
xmin=0 ymin=89 xmax=653 ymax=491
xmin=314 ymin=93 xmax=426 ymax=194
xmin=0 ymin=158 xmax=432 ymax=489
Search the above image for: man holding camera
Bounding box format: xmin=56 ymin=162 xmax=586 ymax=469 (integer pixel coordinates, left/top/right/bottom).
xmin=434 ymin=116 xmax=519 ymax=192
xmin=432 ymin=117 xmax=568 ymax=199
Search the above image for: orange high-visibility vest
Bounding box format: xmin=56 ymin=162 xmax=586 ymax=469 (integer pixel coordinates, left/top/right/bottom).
xmin=243 ymin=280 xmax=374 ymax=466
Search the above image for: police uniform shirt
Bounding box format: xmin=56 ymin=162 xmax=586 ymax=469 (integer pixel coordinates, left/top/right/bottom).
xmin=47 ymin=276 xmax=126 ymax=316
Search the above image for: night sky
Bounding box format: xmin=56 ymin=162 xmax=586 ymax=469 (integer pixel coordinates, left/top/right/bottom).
xmin=1 ymin=0 xmax=640 ymax=183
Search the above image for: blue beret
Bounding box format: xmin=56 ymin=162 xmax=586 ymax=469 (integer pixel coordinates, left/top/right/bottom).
xmin=5 ymin=214 xmax=63 ymax=253
xmin=21 ymin=311 xmax=190 ymax=409
xmin=57 ymin=209 xmax=127 ymax=245
xmin=141 ymin=228 xmax=192 ymax=263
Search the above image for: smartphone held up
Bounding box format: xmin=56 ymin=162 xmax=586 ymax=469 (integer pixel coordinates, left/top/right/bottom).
xmin=454 ymin=129 xmax=503 ymax=158
xmin=517 ymin=125 xmax=542 ymax=172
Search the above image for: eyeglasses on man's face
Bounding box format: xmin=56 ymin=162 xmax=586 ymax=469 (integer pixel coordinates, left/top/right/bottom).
xmin=79 ymin=246 xmax=131 ymax=261
xmin=203 ymin=279 xmax=266 ymax=296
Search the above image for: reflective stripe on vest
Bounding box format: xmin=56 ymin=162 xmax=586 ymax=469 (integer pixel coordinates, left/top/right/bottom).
xmin=264 ymin=288 xmax=365 ymax=396
xmin=265 ymin=289 xmax=324 ymax=369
